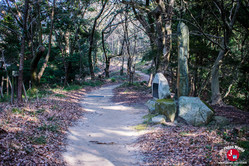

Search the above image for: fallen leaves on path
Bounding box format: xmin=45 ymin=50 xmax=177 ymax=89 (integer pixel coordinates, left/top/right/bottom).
xmin=0 ymin=87 xmax=94 ymax=165
xmin=112 ymin=82 xmax=151 ymax=105
xmin=137 ymin=126 xmax=231 ymax=166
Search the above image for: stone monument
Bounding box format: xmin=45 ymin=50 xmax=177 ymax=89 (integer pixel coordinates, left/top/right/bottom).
xmin=152 ymin=73 xmax=171 ymax=99
xmin=177 ymin=22 xmax=189 ymax=97
xmin=145 ymin=22 xmax=214 ymax=126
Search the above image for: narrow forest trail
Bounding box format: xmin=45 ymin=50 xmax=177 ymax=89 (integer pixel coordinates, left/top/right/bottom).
xmin=62 ymin=83 xmax=148 ymax=166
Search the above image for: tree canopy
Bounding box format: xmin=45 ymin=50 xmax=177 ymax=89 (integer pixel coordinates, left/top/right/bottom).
xmin=0 ymin=0 xmax=248 ymax=110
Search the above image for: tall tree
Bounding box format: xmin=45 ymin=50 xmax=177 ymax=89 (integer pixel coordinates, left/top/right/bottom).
xmin=88 ymin=0 xmax=108 ymax=79
xmin=125 ymin=0 xmax=175 ymax=74
xmin=17 ymin=0 xmax=29 ymax=103
xmin=37 ymin=0 xmax=56 ymax=83
xmin=210 ymin=0 xmax=241 ymax=105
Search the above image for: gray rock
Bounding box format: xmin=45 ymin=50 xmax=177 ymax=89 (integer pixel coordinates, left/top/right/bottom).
xmin=214 ymin=116 xmax=230 ymax=126
xmin=155 ymin=99 xmax=176 ymax=122
xmin=151 ymin=115 xmax=166 ymax=124
xmin=145 ymin=99 xmax=156 ymax=114
xmin=152 ymin=73 xmax=171 ymax=99
xmin=177 ymin=22 xmax=189 ymax=97
xmin=178 ymin=96 xmax=214 ymax=126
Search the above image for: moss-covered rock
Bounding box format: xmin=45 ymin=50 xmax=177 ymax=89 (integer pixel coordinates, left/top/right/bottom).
xmin=145 ymin=99 xmax=156 ymax=114
xmin=155 ymin=99 xmax=176 ymax=122
xmin=156 ymin=98 xmax=174 ymax=103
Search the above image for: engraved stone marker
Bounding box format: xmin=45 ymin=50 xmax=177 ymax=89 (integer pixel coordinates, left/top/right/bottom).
xmin=177 ymin=22 xmax=189 ymax=97
xmin=152 ymin=73 xmax=170 ymax=99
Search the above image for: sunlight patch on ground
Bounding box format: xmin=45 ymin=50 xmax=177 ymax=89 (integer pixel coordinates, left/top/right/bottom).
xmin=101 ymin=128 xmax=138 ymax=137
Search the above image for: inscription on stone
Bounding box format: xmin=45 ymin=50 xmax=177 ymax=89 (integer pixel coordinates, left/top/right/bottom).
xmin=153 ymin=83 xmax=159 ymax=98
xmin=152 ymin=73 xmax=171 ymax=99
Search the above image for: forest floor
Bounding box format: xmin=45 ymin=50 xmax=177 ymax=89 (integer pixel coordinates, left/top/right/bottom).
xmin=113 ymin=81 xmax=249 ymax=165
xmin=0 ymin=85 xmax=96 ymax=165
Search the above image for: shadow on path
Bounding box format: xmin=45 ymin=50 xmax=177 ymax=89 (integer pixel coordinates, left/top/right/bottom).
xmin=63 ymin=84 xmax=147 ymax=166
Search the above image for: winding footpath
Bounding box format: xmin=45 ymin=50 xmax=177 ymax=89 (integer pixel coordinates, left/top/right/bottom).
xmin=62 ymin=83 xmax=148 ymax=166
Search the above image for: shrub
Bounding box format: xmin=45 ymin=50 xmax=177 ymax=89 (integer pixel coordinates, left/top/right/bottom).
xmin=32 ymin=136 xmax=47 ymax=144
xmin=12 ymin=108 xmax=22 ymax=114
xmin=27 ymin=88 xmax=39 ymax=98
xmin=64 ymin=85 xmax=82 ymax=91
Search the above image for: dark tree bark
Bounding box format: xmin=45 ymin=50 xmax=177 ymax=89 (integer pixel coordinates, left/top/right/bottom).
xmin=120 ymin=56 xmax=124 ymax=75
xmin=129 ymin=0 xmax=175 ymax=74
xmin=30 ymin=46 xmax=46 ymax=83
xmin=37 ymin=0 xmax=42 ymax=46
xmin=88 ymin=0 xmax=108 ymax=80
xmin=17 ymin=0 xmax=29 ymax=103
xmin=210 ymin=0 xmax=240 ymax=105
xmin=37 ymin=0 xmax=56 ymax=83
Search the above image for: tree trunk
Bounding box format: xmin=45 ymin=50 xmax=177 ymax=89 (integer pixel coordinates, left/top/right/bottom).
xmin=30 ymin=46 xmax=46 ymax=83
xmin=211 ymin=49 xmax=226 ymax=105
xmin=105 ymin=57 xmax=111 ymax=78
xmin=37 ymin=0 xmax=42 ymax=46
xmin=17 ymin=0 xmax=29 ymax=103
xmin=120 ymin=56 xmax=124 ymax=75
xmin=147 ymin=59 xmax=155 ymax=87
xmin=88 ymin=0 xmax=107 ymax=80
xmin=37 ymin=0 xmax=56 ymax=83
xmin=102 ymin=30 xmax=109 ymax=78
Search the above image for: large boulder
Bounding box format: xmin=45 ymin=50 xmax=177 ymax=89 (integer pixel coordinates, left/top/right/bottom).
xmin=152 ymin=73 xmax=171 ymax=99
xmin=178 ymin=97 xmax=214 ymax=126
xmin=145 ymin=99 xmax=156 ymax=114
xmin=155 ymin=99 xmax=176 ymax=122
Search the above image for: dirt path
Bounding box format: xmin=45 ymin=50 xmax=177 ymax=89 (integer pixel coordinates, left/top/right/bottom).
xmin=62 ymin=84 xmax=148 ymax=166
xmin=135 ymin=70 xmax=150 ymax=82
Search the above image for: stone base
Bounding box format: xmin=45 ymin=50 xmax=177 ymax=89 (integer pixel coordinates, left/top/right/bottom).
xmin=145 ymin=99 xmax=156 ymax=114
xmin=155 ymin=99 xmax=176 ymax=122
xmin=151 ymin=115 xmax=166 ymax=124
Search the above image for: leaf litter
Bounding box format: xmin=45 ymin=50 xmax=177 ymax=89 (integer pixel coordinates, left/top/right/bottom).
xmin=0 ymin=87 xmax=95 ymax=165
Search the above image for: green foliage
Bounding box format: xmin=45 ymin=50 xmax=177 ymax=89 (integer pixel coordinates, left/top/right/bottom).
xmin=133 ymin=124 xmax=148 ymax=131
xmin=32 ymin=136 xmax=47 ymax=145
xmin=36 ymin=109 xmax=46 ymax=114
xmin=83 ymin=80 xmax=103 ymax=87
xmin=27 ymin=88 xmax=39 ymax=98
xmin=38 ymin=124 xmax=58 ymax=132
xmin=142 ymin=113 xmax=157 ymax=124
xmin=0 ymin=95 xmax=10 ymax=102
xmin=12 ymin=108 xmax=22 ymax=114
xmin=64 ymin=85 xmax=82 ymax=91
xmin=142 ymin=48 xmax=158 ymax=62
xmin=237 ymin=141 xmax=249 ymax=161
xmin=47 ymin=116 xmax=56 ymax=121
xmin=54 ymin=94 xmax=66 ymax=98
xmin=111 ymin=78 xmax=116 ymax=82
xmin=27 ymin=87 xmax=53 ymax=99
